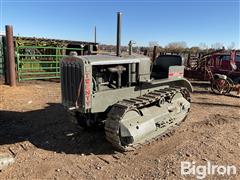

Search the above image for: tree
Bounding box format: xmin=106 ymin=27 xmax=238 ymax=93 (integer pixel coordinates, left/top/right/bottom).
xmin=198 ymin=43 xmax=208 ymax=50
xmin=227 ymin=42 xmax=235 ymax=50
xmin=190 ymin=46 xmax=200 ymax=54
xmin=165 ymin=41 xmax=187 ymax=53
xmin=211 ymin=42 xmax=224 ymax=49
xmin=149 ymin=41 xmax=159 ymax=47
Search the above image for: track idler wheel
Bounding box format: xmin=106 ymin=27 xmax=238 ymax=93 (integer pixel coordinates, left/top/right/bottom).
xmin=119 ymin=109 xmax=141 ymax=146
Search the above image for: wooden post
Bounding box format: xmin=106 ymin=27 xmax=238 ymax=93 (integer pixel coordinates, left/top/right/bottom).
xmin=152 ymin=46 xmax=157 ymax=62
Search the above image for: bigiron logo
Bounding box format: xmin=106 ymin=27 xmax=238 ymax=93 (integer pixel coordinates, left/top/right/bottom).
xmin=181 ymin=161 xmax=237 ymax=179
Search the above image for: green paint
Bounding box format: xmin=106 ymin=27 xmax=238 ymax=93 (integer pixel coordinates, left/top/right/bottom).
xmin=16 ymin=45 xmax=82 ymax=81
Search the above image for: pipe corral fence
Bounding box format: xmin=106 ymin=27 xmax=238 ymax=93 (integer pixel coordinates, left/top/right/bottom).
xmin=0 ymin=34 xmax=98 ymax=82
xmin=16 ymin=45 xmax=83 ymax=81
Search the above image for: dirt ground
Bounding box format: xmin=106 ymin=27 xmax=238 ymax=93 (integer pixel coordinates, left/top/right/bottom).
xmin=0 ymin=80 xmax=239 ymax=180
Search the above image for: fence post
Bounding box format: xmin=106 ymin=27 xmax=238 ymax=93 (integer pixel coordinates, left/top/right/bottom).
xmin=152 ymin=46 xmax=157 ymax=62
xmin=5 ymin=25 xmax=16 ymax=86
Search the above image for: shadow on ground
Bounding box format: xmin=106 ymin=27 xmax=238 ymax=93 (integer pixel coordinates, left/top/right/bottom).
xmin=192 ymin=101 xmax=240 ymax=108
xmin=190 ymin=81 xmax=212 ymax=94
xmin=191 ymin=82 xmax=210 ymax=88
xmin=0 ymin=103 xmax=115 ymax=155
xmin=192 ymin=90 xmax=211 ymax=94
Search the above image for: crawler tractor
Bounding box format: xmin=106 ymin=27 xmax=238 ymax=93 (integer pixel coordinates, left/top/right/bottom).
xmin=61 ymin=13 xmax=193 ymax=151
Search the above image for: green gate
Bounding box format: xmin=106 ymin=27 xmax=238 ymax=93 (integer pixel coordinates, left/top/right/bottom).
xmin=16 ymin=46 xmax=83 ymax=81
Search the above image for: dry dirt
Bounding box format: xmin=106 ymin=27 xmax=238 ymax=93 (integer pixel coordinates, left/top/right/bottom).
xmin=0 ymin=80 xmax=239 ymax=180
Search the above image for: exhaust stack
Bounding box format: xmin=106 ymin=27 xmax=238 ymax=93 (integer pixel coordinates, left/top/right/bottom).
xmin=116 ymin=12 xmax=122 ymax=56
xmin=94 ymin=26 xmax=97 ymax=43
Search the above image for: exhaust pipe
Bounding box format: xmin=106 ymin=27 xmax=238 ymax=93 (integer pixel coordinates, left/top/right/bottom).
xmin=94 ymin=26 xmax=97 ymax=43
xmin=116 ymin=12 xmax=122 ymax=56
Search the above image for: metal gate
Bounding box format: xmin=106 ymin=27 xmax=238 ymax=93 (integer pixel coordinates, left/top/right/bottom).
xmin=16 ymin=46 xmax=83 ymax=81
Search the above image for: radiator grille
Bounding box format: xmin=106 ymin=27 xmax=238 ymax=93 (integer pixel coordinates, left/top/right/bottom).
xmin=61 ymin=60 xmax=83 ymax=108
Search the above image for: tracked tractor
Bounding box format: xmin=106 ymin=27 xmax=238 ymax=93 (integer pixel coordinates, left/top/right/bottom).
xmin=61 ymin=12 xmax=193 ymax=151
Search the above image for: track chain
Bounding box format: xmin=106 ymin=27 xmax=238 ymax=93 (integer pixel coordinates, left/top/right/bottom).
xmin=104 ymin=87 xmax=190 ymax=151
